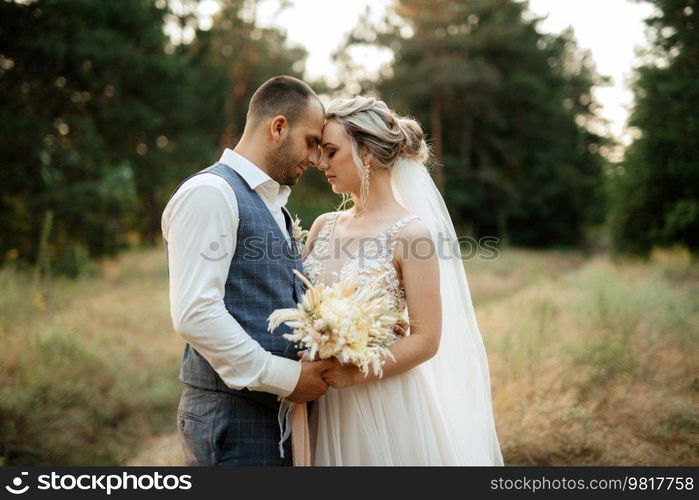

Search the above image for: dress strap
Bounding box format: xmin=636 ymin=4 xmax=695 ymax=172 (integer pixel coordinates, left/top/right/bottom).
xmin=312 ymin=212 xmax=339 ymax=250
xmin=325 ymin=211 xmax=342 ymax=236
xmin=384 ymin=214 xmax=420 ymax=266
xmin=316 ymin=212 xmax=342 ymax=282
xmin=385 ymin=214 xmax=420 ymax=241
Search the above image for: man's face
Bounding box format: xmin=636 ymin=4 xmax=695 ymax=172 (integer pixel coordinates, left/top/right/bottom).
xmin=266 ymin=99 xmax=324 ymax=186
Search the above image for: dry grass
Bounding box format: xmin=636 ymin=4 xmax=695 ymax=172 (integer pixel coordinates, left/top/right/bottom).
xmin=478 ymin=247 xmax=699 ymax=465
xmin=2 ymin=246 xmax=697 ymax=465
xmin=0 ymin=248 xmax=184 ymax=465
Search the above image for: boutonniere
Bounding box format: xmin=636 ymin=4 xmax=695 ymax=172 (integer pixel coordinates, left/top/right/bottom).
xmin=291 ymin=214 xmax=309 ymax=250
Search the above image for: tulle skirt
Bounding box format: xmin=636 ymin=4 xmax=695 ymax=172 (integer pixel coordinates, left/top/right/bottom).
xmin=309 ymin=367 xmax=460 ymax=466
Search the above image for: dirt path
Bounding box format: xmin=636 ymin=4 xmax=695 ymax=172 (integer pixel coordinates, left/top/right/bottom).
xmin=126 ymin=432 xmax=184 ymax=466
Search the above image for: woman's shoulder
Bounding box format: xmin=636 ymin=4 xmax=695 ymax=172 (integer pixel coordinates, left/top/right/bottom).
xmin=306 ymin=211 xmax=341 ymax=241
xmin=391 ymin=215 xmax=433 ymax=264
xmin=311 ymin=210 xmax=340 ymax=229
xmin=393 ymin=213 xmax=430 ymax=239
xmin=301 ymin=212 xmax=337 ymax=259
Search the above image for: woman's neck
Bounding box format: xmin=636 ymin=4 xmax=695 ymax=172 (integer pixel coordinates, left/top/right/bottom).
xmin=349 ymin=169 xmax=400 ymax=217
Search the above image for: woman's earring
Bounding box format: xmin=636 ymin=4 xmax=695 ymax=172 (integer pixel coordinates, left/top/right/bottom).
xmin=358 ymin=161 xmax=371 ymax=215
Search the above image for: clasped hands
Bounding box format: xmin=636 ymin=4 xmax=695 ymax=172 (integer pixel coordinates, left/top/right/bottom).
xmin=285 ymin=319 xmax=408 ymax=403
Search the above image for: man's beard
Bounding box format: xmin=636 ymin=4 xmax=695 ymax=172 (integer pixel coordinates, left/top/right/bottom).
xmin=265 ymin=136 xmax=303 ymax=186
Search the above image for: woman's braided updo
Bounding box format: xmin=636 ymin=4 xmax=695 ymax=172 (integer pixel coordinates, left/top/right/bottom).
xmin=325 ymin=96 xmax=429 ymax=210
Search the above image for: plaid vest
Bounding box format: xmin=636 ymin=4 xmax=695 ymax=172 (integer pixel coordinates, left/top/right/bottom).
xmin=165 ymin=162 xmax=304 ymax=405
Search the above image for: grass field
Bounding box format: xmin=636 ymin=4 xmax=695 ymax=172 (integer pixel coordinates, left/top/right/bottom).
xmin=471 ymin=246 xmax=698 ymax=465
xmin=0 ymin=249 xmax=184 ymax=465
xmin=1 ymin=246 xmax=697 ymax=465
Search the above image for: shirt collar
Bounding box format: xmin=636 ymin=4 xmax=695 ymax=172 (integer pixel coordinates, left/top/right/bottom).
xmin=219 ymin=148 xmax=291 ymax=206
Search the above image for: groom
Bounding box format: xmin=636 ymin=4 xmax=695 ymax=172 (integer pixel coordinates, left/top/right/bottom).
xmin=161 ymin=76 xmax=333 ymax=466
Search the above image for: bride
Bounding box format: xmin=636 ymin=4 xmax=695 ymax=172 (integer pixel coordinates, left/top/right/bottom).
xmin=299 ymin=96 xmax=504 ymax=466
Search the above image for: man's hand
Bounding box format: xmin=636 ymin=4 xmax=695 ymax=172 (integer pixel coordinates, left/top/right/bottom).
xmin=286 ymin=359 xmax=335 ymax=403
xmin=393 ymin=319 xmax=410 ymax=337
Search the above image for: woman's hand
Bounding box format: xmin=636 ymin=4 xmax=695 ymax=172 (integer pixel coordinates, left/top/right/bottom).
xmin=320 ymin=359 xmax=364 ymax=389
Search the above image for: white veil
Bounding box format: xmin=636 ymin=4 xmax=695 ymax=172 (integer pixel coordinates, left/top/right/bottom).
xmin=390 ymin=157 xmax=504 ymax=465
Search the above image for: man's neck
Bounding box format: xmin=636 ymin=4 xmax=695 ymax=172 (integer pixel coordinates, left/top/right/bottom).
xmin=232 ymin=141 xmax=271 ymax=177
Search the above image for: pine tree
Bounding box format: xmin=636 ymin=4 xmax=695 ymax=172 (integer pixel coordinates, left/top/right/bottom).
xmin=336 ymin=0 xmax=607 ymax=246
xmin=609 ymin=0 xmax=699 ymax=254
xmin=0 ymin=0 xmax=307 ymax=274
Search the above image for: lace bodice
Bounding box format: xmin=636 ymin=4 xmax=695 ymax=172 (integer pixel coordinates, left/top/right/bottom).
xmin=303 ymin=211 xmax=420 ymax=313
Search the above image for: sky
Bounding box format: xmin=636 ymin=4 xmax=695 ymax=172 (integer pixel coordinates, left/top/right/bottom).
xmin=524 ymin=0 xmax=657 ymax=148
xmin=198 ymin=0 xmax=659 ymax=152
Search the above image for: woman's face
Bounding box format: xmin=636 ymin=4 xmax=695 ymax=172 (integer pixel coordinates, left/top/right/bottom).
xmin=318 ymin=119 xmax=361 ymax=195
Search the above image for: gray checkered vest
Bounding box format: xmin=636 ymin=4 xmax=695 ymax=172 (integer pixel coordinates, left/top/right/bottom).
xmin=164 ymin=162 xmax=304 ymax=400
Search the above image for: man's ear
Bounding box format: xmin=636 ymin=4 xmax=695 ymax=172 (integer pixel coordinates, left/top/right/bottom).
xmin=269 ymin=115 xmax=288 ymax=144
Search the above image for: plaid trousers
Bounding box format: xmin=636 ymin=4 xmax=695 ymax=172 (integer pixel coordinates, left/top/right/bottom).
xmin=177 ymin=384 xmax=292 ymax=466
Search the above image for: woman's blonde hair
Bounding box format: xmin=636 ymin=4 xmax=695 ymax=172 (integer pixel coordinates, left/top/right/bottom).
xmin=325 ymin=96 xmax=429 ymax=212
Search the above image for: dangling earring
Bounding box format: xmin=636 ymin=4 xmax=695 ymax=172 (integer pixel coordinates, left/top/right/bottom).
xmin=355 ymin=161 xmax=370 ymax=219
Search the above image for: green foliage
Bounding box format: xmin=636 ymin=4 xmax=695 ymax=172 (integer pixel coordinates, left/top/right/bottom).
xmin=183 ymin=0 xmax=333 ymax=222
xmin=186 ymin=0 xmax=308 ymax=146
xmin=4 ymin=0 xmax=693 ymax=270
xmin=336 ymin=0 xmax=607 ymax=247
xmin=0 ymin=0 xmax=311 ymax=275
xmin=0 ymin=0 xmax=220 ymax=272
xmin=609 ymin=0 xmax=699 ymax=255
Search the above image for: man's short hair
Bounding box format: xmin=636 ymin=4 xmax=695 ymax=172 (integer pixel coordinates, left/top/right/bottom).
xmin=248 ymin=75 xmax=320 ymax=128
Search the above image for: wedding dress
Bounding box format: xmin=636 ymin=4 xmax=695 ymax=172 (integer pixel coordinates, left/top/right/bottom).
xmin=303 ymin=212 xmax=456 ymax=465
xmin=302 ymin=158 xmax=503 ymax=466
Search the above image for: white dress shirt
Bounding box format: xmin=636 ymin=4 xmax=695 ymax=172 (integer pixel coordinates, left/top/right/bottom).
xmin=161 ymin=149 xmax=302 ymax=397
